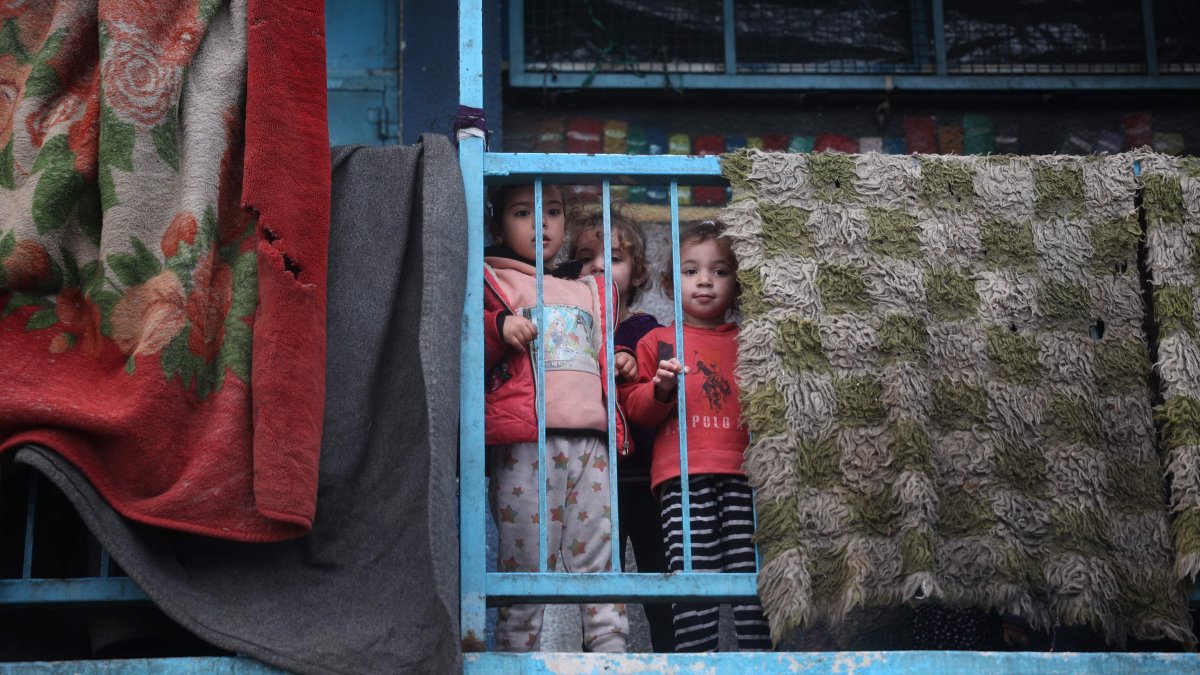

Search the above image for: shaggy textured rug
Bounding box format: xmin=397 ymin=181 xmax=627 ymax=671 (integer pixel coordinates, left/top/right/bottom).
xmin=0 ymin=0 xmax=328 ymax=541
xmin=721 ymin=149 xmax=1193 ymax=646
xmin=1140 ymin=153 xmax=1200 ymax=582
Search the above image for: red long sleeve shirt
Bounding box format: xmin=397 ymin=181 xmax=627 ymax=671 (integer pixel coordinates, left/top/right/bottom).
xmin=620 ymin=322 xmax=749 ymax=491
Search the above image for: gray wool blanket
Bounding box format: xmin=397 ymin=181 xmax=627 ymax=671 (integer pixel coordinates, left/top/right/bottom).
xmin=15 ymin=134 xmax=465 ymax=674
xmin=722 ymin=149 xmax=1193 ymax=646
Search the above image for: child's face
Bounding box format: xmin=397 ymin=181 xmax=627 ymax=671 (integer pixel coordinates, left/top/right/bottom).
xmin=574 ymin=229 xmax=643 ymax=302
xmin=496 ymin=185 xmax=565 ymax=263
xmin=679 ymin=237 xmax=737 ymax=328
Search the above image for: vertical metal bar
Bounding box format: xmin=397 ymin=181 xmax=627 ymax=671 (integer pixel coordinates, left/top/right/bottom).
xmin=457 ymin=0 xmax=487 ymax=648
xmin=669 ymin=181 xmax=693 ymax=573
xmin=509 ymin=0 xmax=526 ymax=83
xmin=602 ymin=179 xmax=621 ymax=574
xmin=534 ymin=180 xmax=548 ymax=573
xmin=909 ymin=0 xmax=931 ymax=70
xmin=722 ymin=0 xmax=737 ymax=76
xmin=930 ymin=0 xmax=948 ymax=77
xmin=1141 ymin=0 xmax=1159 ymax=76
xmin=99 ymin=549 xmax=110 ymax=578
xmin=23 ymin=473 xmax=37 ymax=580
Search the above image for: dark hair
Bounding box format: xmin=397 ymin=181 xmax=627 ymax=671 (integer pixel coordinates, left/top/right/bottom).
xmin=485 ymin=183 xmax=568 ymax=241
xmin=568 ymin=203 xmax=652 ymax=306
xmin=660 ymin=220 xmax=738 ymax=299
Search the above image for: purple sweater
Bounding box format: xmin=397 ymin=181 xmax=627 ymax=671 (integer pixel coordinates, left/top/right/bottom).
xmin=615 ymin=312 xmax=662 ymax=480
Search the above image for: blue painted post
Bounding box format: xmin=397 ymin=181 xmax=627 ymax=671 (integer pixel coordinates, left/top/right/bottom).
xmin=1141 ymin=0 xmax=1158 ymax=76
xmin=23 ymin=472 xmax=37 ymax=580
xmin=457 ymin=0 xmax=486 ymax=649
xmin=722 ymin=0 xmax=736 ymax=76
xmin=909 ymin=0 xmax=931 ymax=70
xmin=509 ymin=0 xmax=526 ymax=85
xmin=669 ymin=181 xmax=693 ymax=572
xmin=601 ymin=179 xmax=621 ymax=574
xmin=534 ymin=180 xmax=548 ymax=573
xmin=930 ymin=0 xmax=947 ymax=77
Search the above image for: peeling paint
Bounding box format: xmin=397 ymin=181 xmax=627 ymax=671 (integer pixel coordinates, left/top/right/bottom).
xmin=462 ymin=651 xmax=1200 ymax=675
xmin=831 ymin=651 xmax=885 ymax=675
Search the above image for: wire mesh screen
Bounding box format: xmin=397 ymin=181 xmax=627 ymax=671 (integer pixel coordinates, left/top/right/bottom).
xmin=522 ymin=0 xmax=724 ymax=74
xmin=1155 ymin=0 xmax=1200 ymax=73
xmin=943 ymin=0 xmax=1147 ymax=74
xmin=735 ymin=0 xmax=931 ymax=74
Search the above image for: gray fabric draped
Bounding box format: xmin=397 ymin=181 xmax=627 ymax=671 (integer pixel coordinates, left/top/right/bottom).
xmin=15 ymin=133 xmax=465 ymax=674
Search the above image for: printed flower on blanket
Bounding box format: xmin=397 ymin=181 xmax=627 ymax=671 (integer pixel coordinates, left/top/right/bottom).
xmin=0 ymin=0 xmax=256 ymax=400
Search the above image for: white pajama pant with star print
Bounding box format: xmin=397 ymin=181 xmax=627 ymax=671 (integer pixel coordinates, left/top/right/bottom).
xmin=489 ymin=435 xmax=630 ymax=652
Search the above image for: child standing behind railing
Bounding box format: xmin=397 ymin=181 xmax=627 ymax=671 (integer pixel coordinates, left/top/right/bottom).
xmin=483 ymin=183 xmax=630 ymax=653
xmin=570 ymin=207 xmax=675 ymax=653
xmin=619 ymin=221 xmax=772 ymax=652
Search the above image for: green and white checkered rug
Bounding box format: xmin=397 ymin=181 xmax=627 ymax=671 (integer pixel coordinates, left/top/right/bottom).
xmin=721 ymin=149 xmax=1194 ymax=646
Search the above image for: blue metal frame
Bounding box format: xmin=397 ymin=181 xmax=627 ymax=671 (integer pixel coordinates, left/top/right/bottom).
xmin=467 ymin=651 xmax=1200 ymax=673
xmin=462 ymin=3 xmax=1200 ymax=669
xmin=506 ymin=0 xmax=1200 ymax=91
xmin=458 ymin=0 xmax=488 ymax=649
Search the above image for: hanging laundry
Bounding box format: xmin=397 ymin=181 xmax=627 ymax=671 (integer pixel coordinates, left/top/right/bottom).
xmin=645 ymin=128 xmax=670 ymax=205
xmin=994 ymin=124 xmax=1020 ymax=154
xmin=603 ymin=120 xmax=630 ymax=200
xmin=962 ymin=114 xmax=994 ymax=155
xmin=882 ymin=137 xmax=906 ymax=155
xmin=669 ymin=133 xmax=692 ymax=206
xmin=762 ymin=134 xmax=791 ymax=152
xmin=1123 ymin=114 xmax=1152 ymax=149
xmin=904 ymin=116 xmax=938 ymax=153
xmin=1093 ymin=131 xmax=1123 ymax=154
xmin=1152 ymin=132 xmax=1185 ymax=156
xmin=567 ymin=117 xmax=604 ymax=154
xmin=858 ymin=137 xmax=883 ymax=154
xmin=693 ymin=135 xmax=728 ymax=206
xmin=627 ymin=125 xmax=649 ymax=203
xmin=789 ymin=136 xmax=816 ymax=153
xmin=536 ymin=118 xmax=566 ymax=152
xmin=604 ymin=120 xmax=629 ymax=154
xmin=1060 ymin=132 xmax=1095 ymax=155
xmin=813 ymin=133 xmax=858 ymax=154
xmin=937 ymin=126 xmax=964 ymax=154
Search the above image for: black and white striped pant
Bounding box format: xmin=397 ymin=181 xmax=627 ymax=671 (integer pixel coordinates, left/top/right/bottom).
xmin=659 ymin=474 xmax=772 ymax=652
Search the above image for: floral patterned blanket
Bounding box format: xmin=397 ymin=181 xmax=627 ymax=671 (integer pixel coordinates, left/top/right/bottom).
xmin=0 ymin=0 xmax=329 ymax=541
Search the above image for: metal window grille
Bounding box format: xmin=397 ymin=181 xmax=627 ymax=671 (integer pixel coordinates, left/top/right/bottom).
xmin=510 ymin=0 xmax=1200 ymax=90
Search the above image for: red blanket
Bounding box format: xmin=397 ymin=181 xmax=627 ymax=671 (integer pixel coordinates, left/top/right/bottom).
xmin=0 ymin=0 xmax=328 ymax=541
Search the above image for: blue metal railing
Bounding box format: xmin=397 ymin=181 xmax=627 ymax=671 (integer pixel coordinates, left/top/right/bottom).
xmin=459 ymin=147 xmax=757 ymax=619
xmin=0 ymin=470 xmax=148 ymax=607
xmin=461 ymin=2 xmax=1200 ymax=668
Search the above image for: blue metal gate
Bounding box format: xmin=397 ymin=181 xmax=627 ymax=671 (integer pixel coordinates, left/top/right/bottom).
xmin=458 ymin=0 xmax=1200 ymax=671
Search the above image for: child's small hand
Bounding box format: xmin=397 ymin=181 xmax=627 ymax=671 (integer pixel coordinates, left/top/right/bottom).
xmin=653 ymin=358 xmax=687 ymax=401
xmin=614 ymin=352 xmax=638 ymax=381
xmin=502 ymin=315 xmax=538 ymax=351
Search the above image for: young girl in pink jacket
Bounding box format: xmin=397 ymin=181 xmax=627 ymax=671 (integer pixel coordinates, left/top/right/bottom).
xmin=483 ymin=183 xmax=629 ymax=652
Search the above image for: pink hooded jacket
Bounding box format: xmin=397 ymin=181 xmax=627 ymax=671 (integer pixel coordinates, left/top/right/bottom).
xmin=483 ymin=256 xmax=629 ymax=455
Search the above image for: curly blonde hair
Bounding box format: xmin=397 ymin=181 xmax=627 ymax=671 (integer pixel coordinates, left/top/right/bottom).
xmin=568 ymin=204 xmax=652 ymax=306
